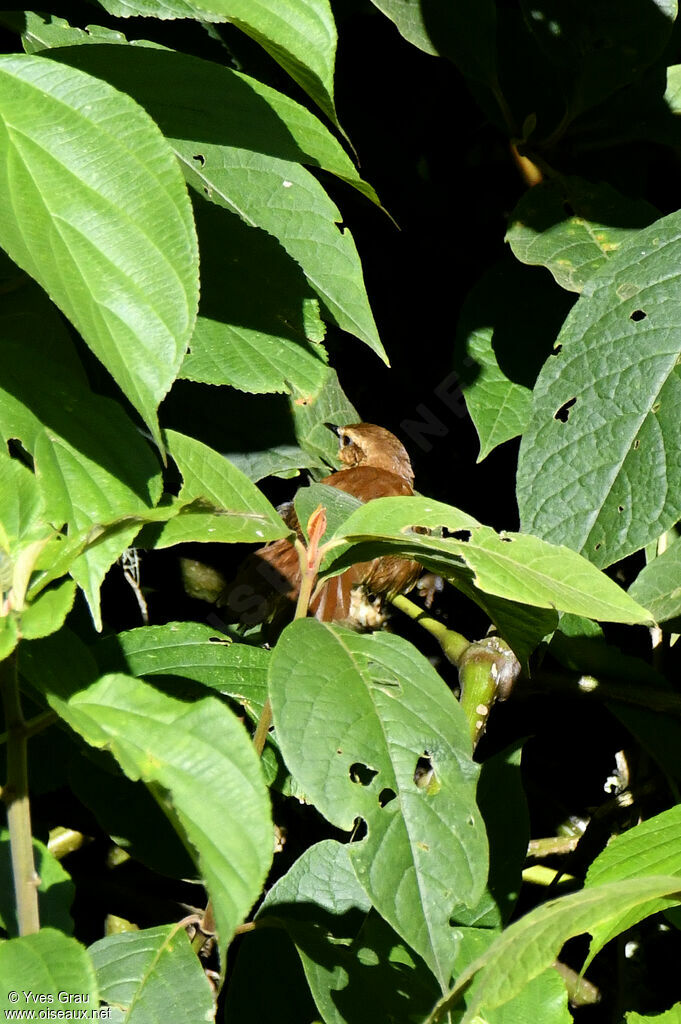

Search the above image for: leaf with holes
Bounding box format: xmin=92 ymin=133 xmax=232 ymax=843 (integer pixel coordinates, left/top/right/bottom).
xmin=517 ymin=210 xmax=681 ymax=568
xmin=0 ymin=54 xmax=198 ymax=450
xmin=45 ymin=44 xmax=385 ymax=361
xmin=269 ymin=619 xmax=488 ymax=989
xmin=324 ymin=496 xmax=652 ymax=624
xmin=507 ymin=177 xmax=658 ymax=293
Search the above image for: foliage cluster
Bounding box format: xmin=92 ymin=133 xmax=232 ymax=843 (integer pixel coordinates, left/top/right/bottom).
xmin=2 ymin=1 xmax=681 ymax=1021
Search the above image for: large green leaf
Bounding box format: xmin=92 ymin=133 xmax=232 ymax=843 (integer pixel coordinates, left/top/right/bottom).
xmin=46 ymin=44 xmax=385 ymax=360
xmin=327 ymin=496 xmax=653 ymax=624
xmin=92 ymin=0 xmax=340 ymax=129
xmin=428 ymin=876 xmax=681 ymax=1023
xmin=89 ymin=925 xmax=214 ymax=1021
xmin=506 ymin=178 xmax=659 ymax=293
xmin=627 ymin=1007 xmax=681 ymax=1024
xmin=0 ymin=930 xmax=98 ymax=1011
xmin=150 ymin=430 xmax=289 ymax=547
xmin=95 ymin=621 xmax=270 ymax=720
xmin=256 ymin=839 xmax=440 ymax=1024
xmin=517 ymin=210 xmax=681 ymax=568
xmin=0 ymin=279 xmax=162 ymax=627
xmin=21 ymin=630 xmax=273 ymax=953
xmin=269 ymin=620 xmax=488 ymax=989
xmin=0 ymin=54 xmax=198 ymax=449
xmin=583 ymin=805 xmax=681 ymax=965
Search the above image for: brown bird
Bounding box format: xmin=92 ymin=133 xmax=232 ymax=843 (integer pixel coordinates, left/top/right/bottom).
xmin=219 ymin=423 xmax=421 ymax=629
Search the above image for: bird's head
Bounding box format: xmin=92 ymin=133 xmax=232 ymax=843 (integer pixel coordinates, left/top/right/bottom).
xmin=327 ymin=423 xmax=414 ymax=485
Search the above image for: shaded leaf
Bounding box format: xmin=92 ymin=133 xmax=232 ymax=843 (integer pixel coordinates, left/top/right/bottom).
xmin=629 ymin=537 xmax=681 ymax=626
xmin=257 ymin=839 xmax=440 ymax=1023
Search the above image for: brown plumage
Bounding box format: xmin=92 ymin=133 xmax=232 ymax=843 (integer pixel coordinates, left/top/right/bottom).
xmin=219 ymin=424 xmax=420 ymax=629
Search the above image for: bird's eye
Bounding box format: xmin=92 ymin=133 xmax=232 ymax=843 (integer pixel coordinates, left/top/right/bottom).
xmin=340 ymin=434 xmax=352 ymax=447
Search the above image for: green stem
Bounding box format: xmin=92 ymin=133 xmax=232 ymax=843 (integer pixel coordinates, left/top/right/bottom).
xmin=0 ymin=708 xmax=57 ymax=748
xmin=0 ymin=651 xmax=40 ymax=935
xmin=391 ymin=595 xmax=469 ymax=664
xmin=457 ymin=644 xmax=501 ymax=749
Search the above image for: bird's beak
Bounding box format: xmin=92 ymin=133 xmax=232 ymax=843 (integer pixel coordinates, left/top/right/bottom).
xmin=324 ymin=422 xmax=340 ymax=436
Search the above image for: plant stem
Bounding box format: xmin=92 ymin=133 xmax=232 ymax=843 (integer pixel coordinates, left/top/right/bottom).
xmin=252 ymin=699 xmax=272 ymax=758
xmin=0 ymin=651 xmax=40 ymax=935
xmin=391 ymin=595 xmax=469 ymax=664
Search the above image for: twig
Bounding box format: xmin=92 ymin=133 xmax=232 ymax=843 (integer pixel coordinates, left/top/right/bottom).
xmin=0 ymin=651 xmax=40 ymax=934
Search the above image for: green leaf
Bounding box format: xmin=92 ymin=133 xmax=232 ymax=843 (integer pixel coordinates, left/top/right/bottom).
xmin=629 ymin=536 xmax=681 ymax=626
xmin=368 ymin=0 xmax=496 ymax=84
xmin=0 ymin=616 xmax=19 ymax=663
xmin=46 ymin=44 xmax=385 ymax=360
xmin=454 ymin=261 xmax=573 ymax=461
xmin=226 ymin=444 xmax=326 ymax=483
xmin=330 ymin=496 xmax=653 ymax=624
xmin=16 ymin=11 xmax=132 ymax=51
xmin=257 ymin=839 xmax=440 ymax=1024
xmin=0 ymin=452 xmax=46 ymax=551
xmin=89 ymin=924 xmax=214 ymax=1020
xmin=583 ymin=805 xmax=681 ymax=966
xmin=453 ymin=743 xmax=528 ymax=929
xmin=150 ymin=430 xmax=289 ymax=548
xmin=481 ymin=968 xmax=572 ymax=1024
xmin=92 ymin=0 xmax=340 ymax=130
xmin=0 ymin=279 xmax=163 ymax=626
xmin=95 ymin=621 xmax=270 ymax=720
xmin=21 ymin=630 xmax=273 ymax=952
xmin=269 ymin=620 xmax=488 ymax=988
xmin=0 ymin=930 xmax=98 ymax=1011
xmin=291 ymin=366 xmax=358 ymax=464
xmin=295 ymin=482 xmax=362 ymax=542
xmin=0 ymin=54 xmax=199 ymax=449
xmin=180 ymin=200 xmax=329 ymax=396
xmin=627 ymin=1007 xmax=681 ymax=1024
xmin=70 ymin=749 xmax=197 ymax=879
xmin=19 ymin=579 xmax=76 ymax=640
xmin=428 ymin=876 xmax=681 ymax=1024
xmin=0 ymin=832 xmax=75 ymax=936
xmin=507 ymin=178 xmax=659 ymax=292
xmin=518 ymin=209 xmax=681 ymax=568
